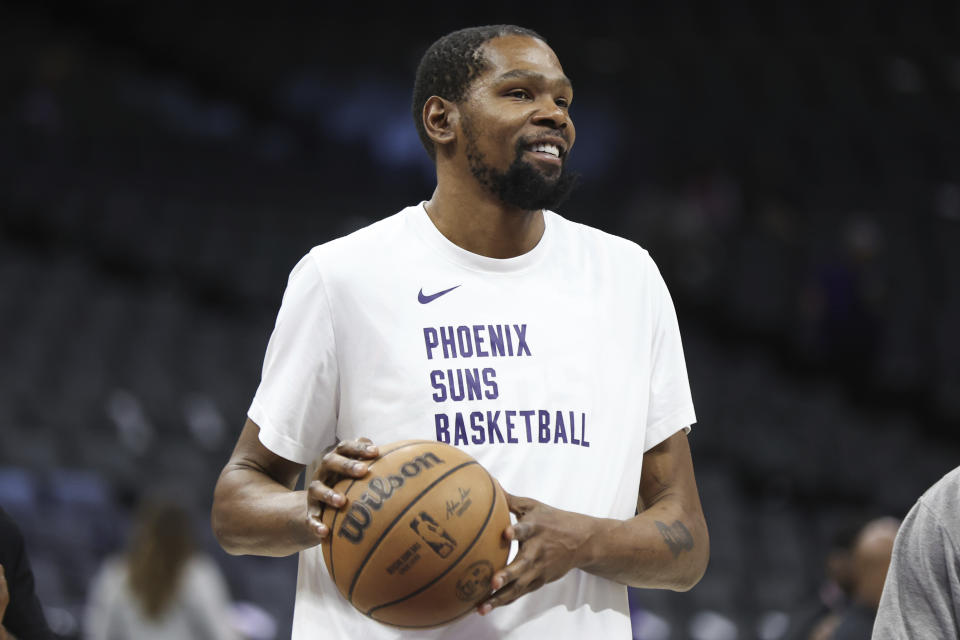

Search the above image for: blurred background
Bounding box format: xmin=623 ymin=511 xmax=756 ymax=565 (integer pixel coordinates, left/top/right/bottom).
xmin=1 ymin=1 xmax=958 ymax=639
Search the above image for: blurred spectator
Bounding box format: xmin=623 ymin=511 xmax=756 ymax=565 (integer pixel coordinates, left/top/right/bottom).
xmin=0 ymin=506 xmax=54 ymax=640
xmin=83 ymin=497 xmax=239 ymax=640
xmin=828 ymin=517 xmax=899 ymax=640
xmin=784 ymin=516 xmax=862 ymax=640
xmin=872 ymin=466 xmax=960 ymax=639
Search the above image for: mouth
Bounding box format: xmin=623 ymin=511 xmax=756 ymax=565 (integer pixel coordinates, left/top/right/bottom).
xmin=522 ymin=137 xmax=567 ymax=167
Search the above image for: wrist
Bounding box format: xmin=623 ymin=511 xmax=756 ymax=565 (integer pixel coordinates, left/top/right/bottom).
xmin=573 ymin=515 xmax=619 ymax=572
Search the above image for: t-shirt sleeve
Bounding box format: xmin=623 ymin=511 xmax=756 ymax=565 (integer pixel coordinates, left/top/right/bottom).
xmin=642 ymin=257 xmax=696 ymax=452
xmin=248 ymin=252 xmax=339 ymax=464
xmin=872 ymin=495 xmax=960 ymax=639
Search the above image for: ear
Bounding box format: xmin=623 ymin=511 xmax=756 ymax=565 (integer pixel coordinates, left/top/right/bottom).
xmin=423 ymin=96 xmax=458 ymax=150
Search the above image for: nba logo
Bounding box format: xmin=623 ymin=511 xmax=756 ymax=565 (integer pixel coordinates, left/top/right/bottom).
xmin=410 ymin=511 xmax=457 ymax=558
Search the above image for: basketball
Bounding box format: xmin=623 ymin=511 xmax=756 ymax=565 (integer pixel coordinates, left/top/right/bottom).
xmin=320 ymin=439 xmax=511 ymax=628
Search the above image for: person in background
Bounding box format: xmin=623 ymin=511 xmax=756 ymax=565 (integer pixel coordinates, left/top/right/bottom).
xmin=784 ymin=515 xmax=863 ymax=640
xmin=84 ymin=497 xmax=239 ymax=640
xmin=0 ymin=506 xmax=53 ymax=640
xmin=872 ymin=466 xmax=960 ymax=639
xmin=827 ymin=517 xmax=899 ymax=640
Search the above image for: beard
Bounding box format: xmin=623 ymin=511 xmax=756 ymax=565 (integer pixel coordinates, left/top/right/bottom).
xmin=464 ymin=126 xmax=580 ymax=212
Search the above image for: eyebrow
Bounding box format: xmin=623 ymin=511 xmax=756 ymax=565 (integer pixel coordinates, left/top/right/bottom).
xmin=494 ymin=69 xmax=573 ymax=90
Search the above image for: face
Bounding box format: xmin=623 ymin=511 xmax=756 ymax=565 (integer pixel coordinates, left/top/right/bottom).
xmin=458 ymin=35 xmax=578 ymax=211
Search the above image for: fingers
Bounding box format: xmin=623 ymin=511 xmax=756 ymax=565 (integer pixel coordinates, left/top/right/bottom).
xmin=479 ymin=554 xmax=543 ymax=614
xmin=308 ymin=480 xmax=346 ymax=509
xmin=305 ymin=438 xmax=379 ymax=542
xmin=319 ymin=439 xmax=379 ymax=475
xmin=505 ymin=491 xmax=537 ymax=516
xmin=340 ymin=438 xmax=380 ymax=460
xmin=306 ymin=475 xmax=351 ymax=540
xmin=482 ymin=521 xmax=543 ymax=614
xmin=508 ymin=520 xmax=536 ymax=542
xmin=481 ymin=494 xmax=552 ymax=615
xmin=312 ymin=438 xmax=379 ymax=485
xmin=491 ymin=553 xmax=529 ymax=592
xmin=502 ymin=492 xmax=539 ymax=542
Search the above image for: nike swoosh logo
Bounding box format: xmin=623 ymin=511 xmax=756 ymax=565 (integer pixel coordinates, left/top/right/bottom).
xmin=418 ymin=285 xmax=461 ymax=304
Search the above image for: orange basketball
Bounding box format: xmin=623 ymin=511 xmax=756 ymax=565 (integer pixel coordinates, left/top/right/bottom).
xmin=320 ymin=440 xmax=510 ymax=628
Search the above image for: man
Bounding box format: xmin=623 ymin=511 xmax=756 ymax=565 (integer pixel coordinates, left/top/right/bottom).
xmin=784 ymin=515 xmax=862 ymax=640
xmin=1 ymin=506 xmax=54 ymax=640
xmin=829 ymin=517 xmax=899 ymax=640
xmin=212 ymin=25 xmax=708 ymax=639
xmin=872 ymin=466 xmax=960 ymax=639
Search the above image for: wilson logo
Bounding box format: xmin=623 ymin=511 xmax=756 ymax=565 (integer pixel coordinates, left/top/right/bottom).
xmin=337 ymin=452 xmax=444 ymax=544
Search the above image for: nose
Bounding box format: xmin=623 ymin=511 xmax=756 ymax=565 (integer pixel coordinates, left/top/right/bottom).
xmin=532 ymin=98 xmax=570 ymax=130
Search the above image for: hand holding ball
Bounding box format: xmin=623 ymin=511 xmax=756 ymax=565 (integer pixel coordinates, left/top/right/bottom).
xmin=320 ymin=440 xmax=510 ymax=628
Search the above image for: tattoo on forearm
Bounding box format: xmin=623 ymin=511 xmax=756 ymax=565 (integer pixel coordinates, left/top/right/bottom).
xmin=655 ymin=520 xmax=694 ymax=558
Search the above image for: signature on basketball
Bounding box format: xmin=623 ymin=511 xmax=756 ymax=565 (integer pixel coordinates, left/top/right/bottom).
xmin=445 ymin=487 xmax=472 ymax=519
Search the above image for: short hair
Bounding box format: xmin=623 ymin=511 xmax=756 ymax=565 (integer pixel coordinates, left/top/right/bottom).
xmin=412 ymin=25 xmax=546 ymax=162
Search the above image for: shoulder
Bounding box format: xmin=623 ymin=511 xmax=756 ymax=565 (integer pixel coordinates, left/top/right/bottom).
xmin=278 ymin=208 xmax=412 ymax=294
xmin=306 ymin=208 xmax=410 ymax=267
xmin=545 ymin=212 xmax=672 ymax=305
xmin=545 ymin=210 xmax=656 ymax=269
xmin=924 ymin=466 xmax=960 ymax=502
xmin=915 ymin=466 xmax=960 ymax=529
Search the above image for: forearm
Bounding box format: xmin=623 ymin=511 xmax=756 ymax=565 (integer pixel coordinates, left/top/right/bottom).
xmin=578 ymin=497 xmax=708 ymax=591
xmin=211 ymin=465 xmax=315 ymax=557
xmin=483 ymin=433 xmax=708 ymax=615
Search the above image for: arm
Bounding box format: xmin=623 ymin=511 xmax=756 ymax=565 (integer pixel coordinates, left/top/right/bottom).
xmin=211 ymin=418 xmax=378 ymax=557
xmin=580 ymin=428 xmax=709 ymax=588
xmin=480 ymin=429 xmax=708 ymax=613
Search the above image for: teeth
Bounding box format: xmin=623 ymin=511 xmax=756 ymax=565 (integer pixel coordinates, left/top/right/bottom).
xmin=531 ymin=143 xmax=560 ymax=157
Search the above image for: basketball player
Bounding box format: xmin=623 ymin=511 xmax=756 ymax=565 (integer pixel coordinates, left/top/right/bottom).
xmin=212 ymin=25 xmax=709 ymax=639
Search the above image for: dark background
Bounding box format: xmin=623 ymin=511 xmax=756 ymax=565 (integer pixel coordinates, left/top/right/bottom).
xmin=1 ymin=1 xmax=958 ymax=639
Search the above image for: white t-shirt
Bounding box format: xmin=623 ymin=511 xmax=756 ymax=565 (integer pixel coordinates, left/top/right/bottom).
xmin=249 ymin=204 xmax=696 ymax=639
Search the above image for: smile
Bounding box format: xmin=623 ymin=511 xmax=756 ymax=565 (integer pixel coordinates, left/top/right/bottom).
xmin=523 ymin=140 xmax=566 ymax=168
xmin=530 ymin=143 xmax=560 ymax=157
xmin=520 ymin=134 xmax=568 ymax=168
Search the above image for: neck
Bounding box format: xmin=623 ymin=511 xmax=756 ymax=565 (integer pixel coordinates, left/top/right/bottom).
xmin=424 ymin=178 xmax=545 ymax=259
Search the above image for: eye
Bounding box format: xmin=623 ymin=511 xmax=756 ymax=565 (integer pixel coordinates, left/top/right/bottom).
xmin=506 ymin=89 xmax=532 ymax=100
xmin=555 ymin=97 xmax=571 ymax=109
